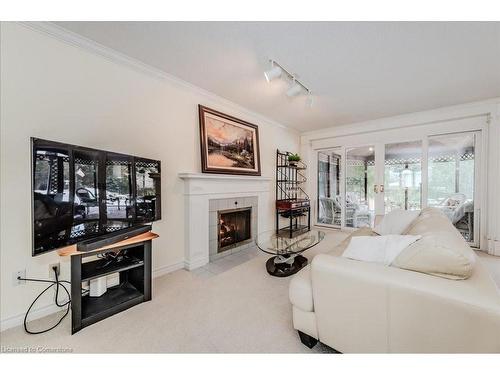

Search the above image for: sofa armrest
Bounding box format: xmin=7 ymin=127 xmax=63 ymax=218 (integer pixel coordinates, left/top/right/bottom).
xmin=311 ymin=254 xmax=392 ymax=352
xmin=310 ymin=254 xmax=500 ymax=353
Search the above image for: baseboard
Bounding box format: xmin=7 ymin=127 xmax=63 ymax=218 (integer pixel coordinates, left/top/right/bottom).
xmin=1 ymin=260 xmax=185 ymax=332
xmin=487 ymin=239 xmax=500 ymax=256
xmin=0 ymin=303 xmax=66 ymax=332
xmin=184 ymin=256 xmax=209 ymax=271
xmin=152 ymin=261 xmax=184 ymax=278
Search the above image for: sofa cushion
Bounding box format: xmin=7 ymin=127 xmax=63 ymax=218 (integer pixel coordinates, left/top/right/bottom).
xmin=403 ymin=207 xmax=450 ymax=235
xmin=342 ymin=234 xmax=422 ymax=265
xmin=393 ymin=208 xmax=476 ymax=280
xmin=373 ymin=208 xmax=420 ymax=235
xmin=289 ymin=265 xmax=314 ymax=312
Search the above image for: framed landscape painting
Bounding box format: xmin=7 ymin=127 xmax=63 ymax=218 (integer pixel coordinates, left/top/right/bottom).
xmin=198 ymin=105 xmax=261 ymax=176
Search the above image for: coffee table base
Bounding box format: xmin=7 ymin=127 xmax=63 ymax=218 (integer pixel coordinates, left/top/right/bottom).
xmin=265 ymin=255 xmax=308 ymax=277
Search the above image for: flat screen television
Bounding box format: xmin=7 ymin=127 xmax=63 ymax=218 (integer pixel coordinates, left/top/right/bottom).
xmin=31 ymin=138 xmax=161 ymax=256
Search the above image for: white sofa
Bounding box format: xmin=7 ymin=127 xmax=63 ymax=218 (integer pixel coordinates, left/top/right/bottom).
xmin=289 ymin=210 xmax=500 ymax=353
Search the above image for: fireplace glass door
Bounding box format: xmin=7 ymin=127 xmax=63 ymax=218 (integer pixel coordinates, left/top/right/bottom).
xmin=218 ymin=208 xmax=252 ymax=252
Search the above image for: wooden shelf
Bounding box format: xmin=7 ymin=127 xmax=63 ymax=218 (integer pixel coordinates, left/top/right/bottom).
xmin=58 ymin=231 xmax=159 ymax=257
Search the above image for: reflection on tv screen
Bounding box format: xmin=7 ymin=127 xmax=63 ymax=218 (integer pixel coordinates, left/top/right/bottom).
xmin=32 ymin=138 xmax=161 ymax=256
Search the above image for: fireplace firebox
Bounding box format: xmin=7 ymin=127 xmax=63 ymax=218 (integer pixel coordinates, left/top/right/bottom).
xmin=218 ymin=207 xmax=252 ymax=252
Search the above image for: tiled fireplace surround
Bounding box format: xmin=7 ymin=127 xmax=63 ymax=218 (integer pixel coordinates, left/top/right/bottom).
xmin=179 ymin=173 xmax=272 ymax=270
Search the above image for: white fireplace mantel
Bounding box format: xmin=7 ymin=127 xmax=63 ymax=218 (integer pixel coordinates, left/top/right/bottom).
xmin=179 ymin=173 xmax=272 ymax=195
xmin=178 ymin=172 xmax=273 ymax=270
xmin=178 ymin=172 xmax=272 ymax=181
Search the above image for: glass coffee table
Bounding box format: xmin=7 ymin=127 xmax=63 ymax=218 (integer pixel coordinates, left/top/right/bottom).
xmin=255 ymin=230 xmax=325 ymax=277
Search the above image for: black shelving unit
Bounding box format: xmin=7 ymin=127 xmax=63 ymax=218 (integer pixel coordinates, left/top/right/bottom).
xmin=276 ymin=150 xmax=311 ymax=238
xmin=70 ymin=236 xmax=153 ymax=334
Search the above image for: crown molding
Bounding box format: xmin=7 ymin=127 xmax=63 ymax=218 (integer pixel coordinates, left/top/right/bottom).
xmin=301 ymin=97 xmax=500 ymax=142
xmin=18 ymin=21 xmax=297 ymax=134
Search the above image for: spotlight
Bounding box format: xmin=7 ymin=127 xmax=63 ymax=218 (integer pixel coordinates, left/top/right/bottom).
xmin=264 ymin=65 xmax=282 ymax=82
xmin=264 ymin=60 xmax=312 ymax=104
xmin=286 ymin=81 xmax=303 ymax=97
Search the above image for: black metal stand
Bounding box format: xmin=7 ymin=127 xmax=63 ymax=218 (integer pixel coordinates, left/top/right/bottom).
xmin=70 ymin=237 xmax=152 ymax=334
xmin=275 ymin=150 xmax=311 ymax=238
xmin=265 ymin=254 xmax=308 ymax=277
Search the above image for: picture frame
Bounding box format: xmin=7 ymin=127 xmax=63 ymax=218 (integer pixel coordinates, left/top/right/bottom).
xmin=198 ymin=105 xmax=261 ymax=176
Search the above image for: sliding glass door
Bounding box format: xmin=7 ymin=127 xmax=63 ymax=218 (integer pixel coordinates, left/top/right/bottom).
xmin=317 ymin=145 xmax=376 ymax=229
xmin=317 ymin=148 xmax=342 ymax=227
xmin=345 ymin=146 xmax=375 ymax=228
xmin=427 ymin=132 xmax=478 ymax=245
xmin=316 ymin=130 xmax=480 ymax=246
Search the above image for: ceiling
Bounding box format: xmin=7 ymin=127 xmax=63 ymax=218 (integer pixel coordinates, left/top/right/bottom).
xmin=54 ymin=22 xmax=500 ymax=132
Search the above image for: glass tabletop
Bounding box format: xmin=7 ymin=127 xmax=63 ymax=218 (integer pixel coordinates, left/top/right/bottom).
xmin=255 ymin=230 xmax=325 ymax=256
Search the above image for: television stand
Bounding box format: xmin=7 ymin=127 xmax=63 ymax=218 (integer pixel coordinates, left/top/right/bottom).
xmin=58 ymin=231 xmax=159 ymax=334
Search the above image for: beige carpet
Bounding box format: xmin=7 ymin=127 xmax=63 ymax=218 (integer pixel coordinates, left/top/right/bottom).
xmin=0 ymin=229 xmax=349 ymax=353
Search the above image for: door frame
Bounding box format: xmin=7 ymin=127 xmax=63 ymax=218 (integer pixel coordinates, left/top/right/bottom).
xmin=312 ymin=116 xmax=487 ymax=248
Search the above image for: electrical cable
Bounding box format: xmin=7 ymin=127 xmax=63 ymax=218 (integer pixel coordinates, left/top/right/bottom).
xmin=18 ymin=267 xmax=72 ymax=334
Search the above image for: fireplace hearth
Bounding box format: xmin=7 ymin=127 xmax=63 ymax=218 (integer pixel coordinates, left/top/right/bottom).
xmin=218 ymin=207 xmax=252 ymax=252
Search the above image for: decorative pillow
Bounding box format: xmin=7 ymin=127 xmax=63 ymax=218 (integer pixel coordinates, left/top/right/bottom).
xmin=342 ymin=234 xmax=422 ymax=266
xmin=392 ymin=232 xmax=475 ymax=280
xmin=403 ymin=207 xmax=451 ymax=235
xmin=339 ymin=208 xmax=475 ymax=280
xmin=393 ymin=208 xmax=476 ymax=280
xmin=373 ymin=209 xmax=420 ymax=235
xmin=330 ymin=227 xmax=378 ymax=257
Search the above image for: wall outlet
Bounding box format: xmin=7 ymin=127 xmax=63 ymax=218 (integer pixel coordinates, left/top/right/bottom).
xmin=49 ymin=263 xmax=60 ymax=279
xmin=13 ymin=269 xmax=26 ymax=286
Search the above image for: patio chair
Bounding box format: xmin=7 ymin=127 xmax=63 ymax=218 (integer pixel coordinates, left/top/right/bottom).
xmin=437 ymin=193 xmax=467 ymax=224
xmin=437 ymin=193 xmax=473 ymax=241
xmin=332 ymin=194 xmax=373 ymax=228
xmin=318 ymin=197 xmax=335 ymax=225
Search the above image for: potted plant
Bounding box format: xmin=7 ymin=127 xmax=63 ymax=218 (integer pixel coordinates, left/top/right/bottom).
xmin=288 ymin=153 xmax=301 ymax=167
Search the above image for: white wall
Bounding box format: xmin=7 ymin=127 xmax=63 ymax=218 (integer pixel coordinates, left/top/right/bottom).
xmin=0 ymin=23 xmax=299 ymax=329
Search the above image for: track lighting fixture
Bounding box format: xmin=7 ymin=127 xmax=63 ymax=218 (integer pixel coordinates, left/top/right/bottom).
xmin=264 ymin=59 xmax=313 ymax=107
xmin=286 ymin=81 xmax=303 ymax=97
